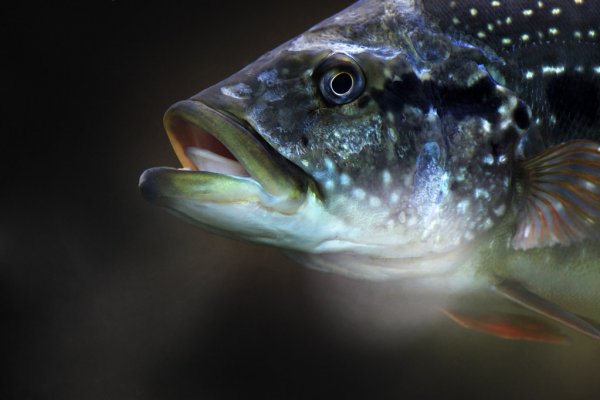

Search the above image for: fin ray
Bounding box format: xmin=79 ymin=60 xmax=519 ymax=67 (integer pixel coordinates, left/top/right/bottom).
xmin=513 ymin=140 xmax=600 ymax=249
xmin=495 ymin=279 xmax=600 ymax=341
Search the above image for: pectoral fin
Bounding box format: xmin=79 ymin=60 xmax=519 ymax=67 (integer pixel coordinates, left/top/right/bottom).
xmin=495 ymin=279 xmax=600 ymax=341
xmin=441 ymin=308 xmax=570 ymax=344
xmin=513 ymin=140 xmax=600 ymax=250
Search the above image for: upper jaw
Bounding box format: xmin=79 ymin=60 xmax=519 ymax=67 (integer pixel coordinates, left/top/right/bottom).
xmin=140 ymin=99 xmax=309 ymax=214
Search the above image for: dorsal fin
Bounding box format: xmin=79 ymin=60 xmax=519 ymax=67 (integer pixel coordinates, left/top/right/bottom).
xmin=513 ymin=140 xmax=600 ymax=250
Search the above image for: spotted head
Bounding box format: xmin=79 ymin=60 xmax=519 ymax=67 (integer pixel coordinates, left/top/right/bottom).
xmin=140 ymin=0 xmax=530 ymax=279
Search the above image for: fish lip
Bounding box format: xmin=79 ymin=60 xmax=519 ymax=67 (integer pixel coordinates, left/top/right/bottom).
xmin=144 ymin=99 xmax=308 ymax=211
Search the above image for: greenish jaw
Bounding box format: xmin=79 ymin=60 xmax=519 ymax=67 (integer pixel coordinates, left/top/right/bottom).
xmin=139 ymin=100 xmax=323 ymax=248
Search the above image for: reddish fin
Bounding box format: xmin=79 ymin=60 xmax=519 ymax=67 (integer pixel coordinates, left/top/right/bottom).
xmin=495 ymin=279 xmax=600 ymax=341
xmin=513 ymin=140 xmax=600 ymax=250
xmin=441 ymin=308 xmax=570 ymax=344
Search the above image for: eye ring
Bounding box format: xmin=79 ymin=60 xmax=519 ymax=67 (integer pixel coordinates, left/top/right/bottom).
xmin=314 ymin=53 xmax=365 ymax=105
xmin=330 ymin=72 xmax=354 ymax=96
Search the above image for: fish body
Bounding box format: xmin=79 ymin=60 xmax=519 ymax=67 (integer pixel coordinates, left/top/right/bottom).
xmin=140 ymin=0 xmax=600 ymax=343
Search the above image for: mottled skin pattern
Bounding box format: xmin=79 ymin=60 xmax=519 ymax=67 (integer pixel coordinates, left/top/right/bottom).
xmin=142 ymin=0 xmax=600 ymax=337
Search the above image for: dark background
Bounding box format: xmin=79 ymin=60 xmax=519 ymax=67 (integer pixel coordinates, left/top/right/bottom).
xmin=3 ymin=2 xmax=600 ymax=399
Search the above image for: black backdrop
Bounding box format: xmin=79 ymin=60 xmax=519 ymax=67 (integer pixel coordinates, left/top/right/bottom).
xmin=3 ymin=2 xmax=600 ymax=399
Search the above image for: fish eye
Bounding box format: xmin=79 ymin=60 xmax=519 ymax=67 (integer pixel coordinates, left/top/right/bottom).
xmin=314 ymin=53 xmax=365 ymax=105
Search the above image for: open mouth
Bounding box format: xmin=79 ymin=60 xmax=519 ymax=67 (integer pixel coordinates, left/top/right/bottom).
xmin=165 ymin=106 xmax=251 ymax=177
xmin=140 ymin=100 xmax=307 ymax=213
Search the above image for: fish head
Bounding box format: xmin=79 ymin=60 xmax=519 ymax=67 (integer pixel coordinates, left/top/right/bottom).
xmin=140 ymin=0 xmax=530 ymax=279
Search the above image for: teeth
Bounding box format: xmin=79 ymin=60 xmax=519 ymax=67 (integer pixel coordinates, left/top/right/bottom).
xmin=185 ymin=146 xmax=250 ymax=177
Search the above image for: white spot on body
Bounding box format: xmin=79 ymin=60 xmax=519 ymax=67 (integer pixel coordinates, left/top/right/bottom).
xmin=352 ymin=188 xmax=366 ymax=200
xmin=470 ymin=8 xmax=478 ymax=17
xmin=340 ymin=173 xmax=351 ymax=186
xmin=457 ymin=199 xmax=470 ymax=214
xmin=474 ymin=188 xmax=490 ymax=200
xmin=482 ymin=120 xmax=492 ymax=133
xmin=502 ymin=38 xmax=512 ymax=46
xmin=487 ymin=23 xmax=495 ymax=32
xmin=521 ymin=34 xmax=530 ymax=42
xmin=548 ymin=27 xmax=559 ymax=36
xmin=390 ymin=191 xmax=400 ymax=205
xmin=491 ymin=1 xmax=501 ymax=7
xmin=494 ymin=204 xmax=507 ymax=217
xmin=398 ymin=211 xmax=406 ymax=223
xmin=594 ymin=66 xmax=600 ymax=74
xmin=483 ymin=154 xmax=494 ymax=165
xmin=589 ymin=30 xmax=597 ymax=39
xmin=523 ymin=9 xmax=533 ymax=16
xmin=426 ymin=107 xmax=438 ymax=122
xmin=325 ymin=180 xmax=335 ymax=190
xmin=478 ymin=31 xmax=487 ymax=39
xmin=525 ymin=70 xmax=535 ymax=79
xmin=324 ymin=158 xmax=335 ymax=172
xmin=551 ymin=7 xmax=561 ymax=15
xmin=538 ymin=1 xmax=544 ymax=8
xmin=452 ymin=17 xmax=460 ymax=25
xmin=369 ymin=196 xmax=382 ymax=208
xmin=382 ymin=170 xmax=392 ymax=186
xmin=574 ymin=31 xmax=583 ymax=39
xmin=505 ymin=17 xmax=512 ymax=25
xmin=542 ymin=65 xmax=565 ymax=75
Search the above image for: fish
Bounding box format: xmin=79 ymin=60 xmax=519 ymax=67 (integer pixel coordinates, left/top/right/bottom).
xmin=139 ymin=0 xmax=600 ymax=344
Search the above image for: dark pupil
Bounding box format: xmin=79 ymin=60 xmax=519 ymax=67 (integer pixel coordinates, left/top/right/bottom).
xmin=331 ymin=72 xmax=353 ymax=95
